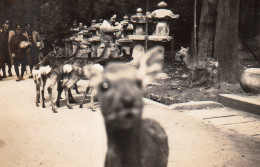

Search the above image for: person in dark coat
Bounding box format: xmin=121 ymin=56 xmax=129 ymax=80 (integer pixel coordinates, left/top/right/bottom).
xmin=10 ymin=25 xmax=31 ymax=81
xmin=0 ymin=20 xmax=13 ymax=78
xmin=24 ymin=23 xmax=44 ymax=78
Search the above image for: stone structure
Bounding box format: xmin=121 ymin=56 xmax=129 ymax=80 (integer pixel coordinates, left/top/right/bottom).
xmin=64 ymin=20 xmax=80 ymax=56
xmin=76 ymin=25 xmax=92 ymax=58
xmin=240 ymin=68 xmax=260 ymax=94
xmin=88 ymin=20 xmax=101 ymax=57
xmin=129 ymin=8 xmax=149 ymax=59
xmin=147 ymin=1 xmax=179 ymax=55
xmin=118 ymin=15 xmax=134 ymax=56
xmin=148 ymin=1 xmax=179 ymax=36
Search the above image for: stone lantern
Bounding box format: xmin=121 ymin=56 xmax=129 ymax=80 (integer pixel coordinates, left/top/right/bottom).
xmin=121 ymin=15 xmax=134 ymax=38
xmin=64 ymin=20 xmax=80 ymax=56
xmin=128 ymin=8 xmax=149 ymax=59
xmin=79 ymin=22 xmax=83 ymax=31
xmin=118 ymin=15 xmax=134 ymax=56
xmin=147 ymin=1 xmax=179 ymax=55
xmin=93 ymin=19 xmax=103 ymax=36
xmin=88 ymin=20 xmax=101 ymax=57
xmin=77 ymin=25 xmax=92 ymax=58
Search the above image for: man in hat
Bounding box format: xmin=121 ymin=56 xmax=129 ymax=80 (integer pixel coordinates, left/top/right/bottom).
xmin=10 ymin=25 xmax=31 ymax=81
xmin=0 ymin=20 xmax=13 ymax=79
xmin=24 ymin=23 xmax=44 ymax=78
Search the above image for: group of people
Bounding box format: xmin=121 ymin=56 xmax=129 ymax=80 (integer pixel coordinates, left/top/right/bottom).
xmin=0 ymin=20 xmax=44 ymax=81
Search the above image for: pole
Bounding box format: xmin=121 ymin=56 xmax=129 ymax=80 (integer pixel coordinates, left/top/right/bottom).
xmin=194 ymin=0 xmax=197 ymax=59
xmin=145 ymin=0 xmax=149 ymax=51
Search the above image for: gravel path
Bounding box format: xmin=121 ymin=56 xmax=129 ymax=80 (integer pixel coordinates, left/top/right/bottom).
xmin=0 ymin=72 xmax=259 ymax=167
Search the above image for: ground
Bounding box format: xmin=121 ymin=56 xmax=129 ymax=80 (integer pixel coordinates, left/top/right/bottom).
xmin=0 ymin=72 xmax=260 ymax=167
xmin=145 ymin=50 xmax=260 ymax=105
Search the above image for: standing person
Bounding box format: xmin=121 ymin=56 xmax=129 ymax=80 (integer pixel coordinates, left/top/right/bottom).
xmin=10 ymin=25 xmax=31 ymax=81
xmin=100 ymin=14 xmax=126 ymax=58
xmin=0 ymin=20 xmax=13 ymax=78
xmin=24 ymin=23 xmax=44 ymax=78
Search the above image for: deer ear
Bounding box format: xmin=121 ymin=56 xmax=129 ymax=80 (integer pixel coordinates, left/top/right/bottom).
xmin=187 ymin=47 xmax=190 ymax=51
xmin=181 ymin=46 xmax=184 ymax=49
xmin=137 ymin=46 xmax=164 ymax=85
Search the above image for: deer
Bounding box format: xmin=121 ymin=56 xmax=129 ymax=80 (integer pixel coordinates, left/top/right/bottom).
xmin=94 ymin=46 xmax=169 ymax=167
xmin=62 ymin=46 xmax=133 ymax=111
xmin=32 ymin=46 xmax=83 ymax=113
xmin=175 ymin=46 xmax=220 ymax=89
xmin=62 ymin=58 xmax=104 ymax=111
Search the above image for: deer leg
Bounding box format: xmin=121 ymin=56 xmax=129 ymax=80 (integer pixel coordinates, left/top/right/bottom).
xmin=205 ymin=72 xmax=213 ymax=89
xmin=56 ymin=81 xmax=63 ymax=107
xmin=47 ymin=75 xmax=58 ymax=113
xmin=213 ymin=71 xmax=221 ymax=89
xmin=41 ymin=76 xmax=47 ymax=108
xmin=68 ymin=89 xmax=77 ymax=103
xmin=189 ymin=70 xmax=195 ymax=89
xmin=74 ymin=83 xmax=80 ymax=94
xmin=79 ymin=87 xmax=91 ymax=108
xmin=87 ymin=88 xmax=96 ymax=111
xmin=64 ymin=87 xmax=73 ymax=109
xmin=90 ymin=93 xmax=96 ymax=112
xmin=35 ymin=78 xmax=40 ymax=107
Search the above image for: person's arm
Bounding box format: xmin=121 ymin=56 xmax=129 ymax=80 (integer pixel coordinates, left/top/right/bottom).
xmin=36 ymin=32 xmax=44 ymax=48
xmin=100 ymin=20 xmax=121 ymax=33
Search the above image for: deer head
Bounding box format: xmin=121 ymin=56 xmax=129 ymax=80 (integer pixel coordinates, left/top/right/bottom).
xmin=96 ymin=46 xmax=164 ymax=130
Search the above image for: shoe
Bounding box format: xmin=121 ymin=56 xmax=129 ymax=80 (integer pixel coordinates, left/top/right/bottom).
xmin=3 ymin=74 xmax=7 ymax=78
xmin=16 ymin=77 xmax=21 ymax=81
xmin=29 ymin=74 xmax=33 ymax=78
xmin=20 ymin=77 xmax=25 ymax=80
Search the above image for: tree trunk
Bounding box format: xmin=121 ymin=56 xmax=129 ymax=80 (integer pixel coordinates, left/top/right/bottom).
xmin=197 ymin=0 xmax=218 ymax=64
xmin=213 ymin=0 xmax=241 ymax=83
xmin=239 ymin=0 xmax=255 ymax=39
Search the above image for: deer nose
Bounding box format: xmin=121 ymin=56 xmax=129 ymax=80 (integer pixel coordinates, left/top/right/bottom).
xmin=125 ymin=112 xmax=134 ymax=119
xmin=122 ymin=95 xmax=135 ymax=108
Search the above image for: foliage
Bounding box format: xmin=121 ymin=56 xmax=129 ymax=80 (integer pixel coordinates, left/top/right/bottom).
xmin=1 ymin=0 xmax=196 ymax=48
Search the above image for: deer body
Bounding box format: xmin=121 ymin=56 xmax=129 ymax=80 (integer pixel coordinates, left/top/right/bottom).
xmin=96 ymin=46 xmax=169 ymax=167
xmin=176 ymin=47 xmax=220 ymax=88
xmin=33 ymin=52 xmax=77 ymax=113
xmin=62 ymin=57 xmax=104 ymax=110
xmin=105 ymin=118 xmax=168 ymax=167
xmin=62 ymin=49 xmax=133 ymax=110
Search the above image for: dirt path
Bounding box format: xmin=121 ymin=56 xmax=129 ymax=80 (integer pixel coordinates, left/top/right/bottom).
xmin=0 ymin=73 xmax=259 ymax=167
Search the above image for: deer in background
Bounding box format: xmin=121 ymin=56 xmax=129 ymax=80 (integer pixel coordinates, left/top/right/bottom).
xmin=62 ymin=46 xmax=133 ymax=110
xmin=95 ymin=46 xmax=169 ymax=167
xmin=62 ymin=60 xmax=104 ymax=111
xmin=32 ymin=47 xmax=82 ymax=113
xmin=175 ymin=46 xmax=220 ymax=89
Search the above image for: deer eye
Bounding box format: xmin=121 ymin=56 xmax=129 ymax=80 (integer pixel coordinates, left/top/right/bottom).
xmin=136 ymin=79 xmax=142 ymax=88
xmin=100 ymin=81 xmax=110 ymax=92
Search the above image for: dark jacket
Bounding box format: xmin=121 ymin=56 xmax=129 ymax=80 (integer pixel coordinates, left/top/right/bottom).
xmin=0 ymin=29 xmax=10 ymax=66
xmin=24 ymin=31 xmax=44 ymax=65
xmin=10 ymin=33 xmax=28 ymax=60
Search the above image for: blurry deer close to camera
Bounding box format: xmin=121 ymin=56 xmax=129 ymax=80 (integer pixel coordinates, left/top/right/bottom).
xmin=96 ymin=46 xmax=169 ymax=167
